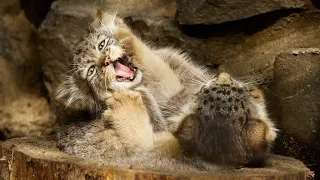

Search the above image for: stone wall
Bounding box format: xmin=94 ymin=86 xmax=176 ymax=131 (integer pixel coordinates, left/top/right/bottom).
xmin=0 ymin=0 xmax=319 ymax=173
xmin=0 ymin=0 xmax=55 ymax=140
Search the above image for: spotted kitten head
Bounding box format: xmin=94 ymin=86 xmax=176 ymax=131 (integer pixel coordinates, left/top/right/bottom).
xmin=56 ymin=12 xmax=142 ymax=111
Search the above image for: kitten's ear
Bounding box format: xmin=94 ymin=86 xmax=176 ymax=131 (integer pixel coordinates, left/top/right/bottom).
xmin=90 ymin=9 xmax=104 ymax=29
xmin=90 ymin=10 xmax=127 ymax=31
xmin=96 ymin=9 xmax=103 ymax=20
xmin=55 ymin=75 xmax=94 ymax=110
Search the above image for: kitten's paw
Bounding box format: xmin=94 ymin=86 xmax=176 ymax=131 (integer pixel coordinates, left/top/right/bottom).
xmin=106 ymin=89 xmax=143 ymax=108
xmin=103 ymin=89 xmax=153 ymax=153
xmin=113 ymin=28 xmax=142 ymax=68
xmin=113 ymin=27 xmax=135 ymax=52
xmin=249 ymin=85 xmax=265 ymax=103
xmin=113 ymin=27 xmax=133 ymax=40
xmin=104 ymin=89 xmax=147 ymax=124
xmin=244 ymin=118 xmax=269 ymax=166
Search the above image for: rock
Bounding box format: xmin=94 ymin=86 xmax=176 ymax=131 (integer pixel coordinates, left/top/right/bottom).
xmin=129 ymin=10 xmax=320 ymax=83
xmin=0 ymin=0 xmax=20 ymax=16
xmin=311 ymin=0 xmax=320 ymax=9
xmin=0 ymin=4 xmax=55 ymax=139
xmin=270 ymin=48 xmax=320 ymax=165
xmin=20 ymin=0 xmax=53 ymax=27
xmin=0 ymin=137 xmax=310 ymax=179
xmin=175 ymin=0 xmax=305 ymax=25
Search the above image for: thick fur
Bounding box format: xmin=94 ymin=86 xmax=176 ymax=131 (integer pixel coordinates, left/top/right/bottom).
xmin=57 ymin=89 xmax=220 ymax=172
xmin=56 ymin=12 xmax=277 ymax=168
xmin=110 ymin=16 xmax=278 ymax=165
xmin=102 ymin=15 xmax=277 ymax=165
xmin=57 ymin=89 xmax=154 ymax=159
xmin=175 ymin=73 xmax=277 ymax=165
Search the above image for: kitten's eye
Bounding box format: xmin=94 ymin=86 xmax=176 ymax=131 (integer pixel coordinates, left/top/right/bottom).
xmin=87 ymin=66 xmax=95 ymax=77
xmin=98 ymin=38 xmax=115 ymax=52
xmin=98 ymin=40 xmax=106 ymax=51
xmin=106 ymin=39 xmax=114 ymax=46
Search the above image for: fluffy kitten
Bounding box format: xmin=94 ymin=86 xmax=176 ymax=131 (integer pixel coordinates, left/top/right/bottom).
xmin=175 ymin=73 xmax=277 ymax=165
xmin=96 ymin=13 xmax=277 ymax=165
xmin=56 ymin=11 xmax=277 ymax=167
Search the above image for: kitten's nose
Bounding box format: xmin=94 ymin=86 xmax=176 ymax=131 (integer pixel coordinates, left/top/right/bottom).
xmin=107 ymin=45 xmax=124 ymax=62
xmin=217 ymin=72 xmax=232 ymax=85
xmin=105 ymin=57 xmax=111 ymax=66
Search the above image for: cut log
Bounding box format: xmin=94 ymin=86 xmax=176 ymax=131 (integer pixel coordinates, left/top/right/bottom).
xmin=0 ymin=137 xmax=309 ymax=180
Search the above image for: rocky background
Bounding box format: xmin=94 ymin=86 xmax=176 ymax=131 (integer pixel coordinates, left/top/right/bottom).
xmin=0 ymin=0 xmax=319 ymax=176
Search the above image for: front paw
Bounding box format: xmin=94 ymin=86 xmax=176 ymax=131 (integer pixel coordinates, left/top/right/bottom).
xmin=103 ymin=89 xmax=154 ymax=153
xmin=103 ymin=89 xmax=147 ymax=123
xmin=249 ymin=85 xmax=265 ymax=103
xmin=106 ymin=89 xmax=144 ymax=108
xmin=113 ymin=28 xmax=142 ymax=68
xmin=113 ymin=27 xmax=133 ymax=41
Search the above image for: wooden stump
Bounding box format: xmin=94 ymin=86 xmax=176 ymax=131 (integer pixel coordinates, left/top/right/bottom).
xmin=0 ymin=137 xmax=309 ymax=180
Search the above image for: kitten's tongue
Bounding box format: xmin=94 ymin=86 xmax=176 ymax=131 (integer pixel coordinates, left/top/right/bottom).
xmin=114 ymin=61 xmax=134 ymax=78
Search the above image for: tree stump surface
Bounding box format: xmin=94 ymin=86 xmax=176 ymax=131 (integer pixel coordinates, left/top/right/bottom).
xmin=0 ymin=137 xmax=309 ymax=180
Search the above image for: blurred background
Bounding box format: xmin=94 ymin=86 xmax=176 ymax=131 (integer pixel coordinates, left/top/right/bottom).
xmin=0 ymin=0 xmax=319 ymax=175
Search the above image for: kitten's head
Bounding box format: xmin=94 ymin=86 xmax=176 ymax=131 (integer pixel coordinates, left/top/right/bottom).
xmin=56 ymin=12 xmax=142 ymax=111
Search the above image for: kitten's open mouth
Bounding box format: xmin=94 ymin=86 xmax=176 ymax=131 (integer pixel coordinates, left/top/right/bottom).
xmin=113 ymin=56 xmax=137 ymax=82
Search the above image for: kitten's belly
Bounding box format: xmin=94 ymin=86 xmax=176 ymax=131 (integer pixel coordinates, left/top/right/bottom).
xmin=154 ymin=86 xmax=197 ymax=125
xmin=146 ymin=81 xmax=183 ymax=108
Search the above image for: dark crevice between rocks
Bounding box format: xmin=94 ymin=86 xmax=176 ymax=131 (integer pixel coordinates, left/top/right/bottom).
xmin=206 ymin=64 xmax=220 ymax=74
xmin=314 ymin=128 xmax=320 ymax=179
xmin=0 ymin=128 xmax=11 ymax=141
xmin=178 ymin=8 xmax=303 ymax=38
xmin=39 ymin=71 xmax=51 ymax=104
xmin=0 ymin=19 xmax=13 ymax=61
xmin=311 ymin=0 xmax=320 ymax=9
xmin=17 ymin=0 xmax=53 ymax=105
xmin=0 ymin=132 xmax=6 ymax=141
xmin=20 ymin=0 xmax=54 ymax=28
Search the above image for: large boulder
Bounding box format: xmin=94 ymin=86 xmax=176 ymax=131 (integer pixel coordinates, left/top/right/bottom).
xmin=0 ymin=1 xmax=55 ymax=139
xmin=175 ymin=0 xmax=305 ymax=24
xmin=0 ymin=0 xmax=20 ymax=16
xmin=137 ymin=10 xmax=320 ymax=82
xmin=270 ymin=48 xmax=320 ymax=165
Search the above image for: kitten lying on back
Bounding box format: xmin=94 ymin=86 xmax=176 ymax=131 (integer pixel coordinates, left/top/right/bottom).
xmin=55 ymin=17 xmax=189 ymax=169
xmin=57 ymin=88 xmax=217 ymax=172
xmin=56 ymin=39 xmax=214 ymax=170
xmin=102 ymin=13 xmax=277 ymax=165
xmin=56 ymin=11 xmax=277 ymax=167
xmin=56 ymin=25 xmax=169 ymax=159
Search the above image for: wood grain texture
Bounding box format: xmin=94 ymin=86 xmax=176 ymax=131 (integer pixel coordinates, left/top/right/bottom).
xmin=0 ymin=137 xmax=309 ymax=180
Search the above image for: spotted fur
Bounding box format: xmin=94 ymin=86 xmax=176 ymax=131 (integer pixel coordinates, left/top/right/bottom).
xmin=176 ymin=73 xmax=277 ymax=165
